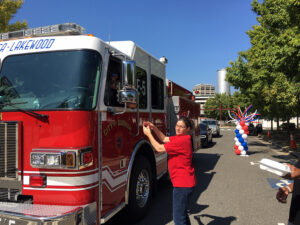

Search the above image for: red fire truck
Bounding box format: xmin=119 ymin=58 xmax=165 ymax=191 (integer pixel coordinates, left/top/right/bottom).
xmin=0 ymin=23 xmax=200 ymax=224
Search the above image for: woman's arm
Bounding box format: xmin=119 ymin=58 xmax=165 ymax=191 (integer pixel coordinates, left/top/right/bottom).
xmin=143 ymin=125 xmax=166 ymax=152
xmin=282 ymin=164 xmax=300 ymax=180
xmin=144 ymin=121 xmax=169 ymax=143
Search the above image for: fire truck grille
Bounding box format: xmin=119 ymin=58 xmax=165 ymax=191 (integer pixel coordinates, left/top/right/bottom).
xmin=0 ymin=188 xmax=19 ymax=201
xmin=0 ymin=122 xmax=18 ymax=179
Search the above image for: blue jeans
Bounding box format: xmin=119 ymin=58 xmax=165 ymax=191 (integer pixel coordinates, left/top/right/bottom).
xmin=173 ymin=187 xmax=194 ymax=225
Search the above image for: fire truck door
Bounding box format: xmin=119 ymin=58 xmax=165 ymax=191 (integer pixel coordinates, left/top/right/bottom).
xmin=101 ymin=55 xmax=138 ymax=216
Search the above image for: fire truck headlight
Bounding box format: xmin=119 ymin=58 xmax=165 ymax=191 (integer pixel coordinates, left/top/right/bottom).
xmin=31 ymin=153 xmax=45 ymax=166
xmin=31 ymin=147 xmax=91 ymax=169
xmin=46 ymin=154 xmax=60 ymax=166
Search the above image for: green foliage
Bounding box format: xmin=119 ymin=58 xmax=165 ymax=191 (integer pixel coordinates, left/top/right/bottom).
xmin=0 ymin=0 xmax=27 ymax=33
xmin=226 ymin=0 xmax=300 ymax=122
xmin=204 ymin=94 xmax=234 ymax=121
xmin=203 ymin=92 xmax=257 ymax=121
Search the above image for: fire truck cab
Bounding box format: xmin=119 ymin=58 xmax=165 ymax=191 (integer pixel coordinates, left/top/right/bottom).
xmin=0 ymin=23 xmax=200 ymax=224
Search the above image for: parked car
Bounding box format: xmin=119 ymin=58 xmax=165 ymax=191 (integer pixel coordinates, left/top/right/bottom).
xmin=202 ymin=119 xmax=220 ymax=136
xmin=256 ymin=123 xmax=263 ymax=134
xmin=248 ymin=123 xmax=257 ymax=136
xmin=200 ymin=122 xmax=213 ymax=147
xmin=279 ymin=122 xmax=296 ymax=131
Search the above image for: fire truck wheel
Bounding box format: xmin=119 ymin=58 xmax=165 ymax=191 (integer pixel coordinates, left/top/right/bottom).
xmin=127 ymin=155 xmax=153 ymax=221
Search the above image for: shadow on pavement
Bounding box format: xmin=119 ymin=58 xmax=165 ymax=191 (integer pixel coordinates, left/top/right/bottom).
xmin=246 ymin=150 xmax=269 ymax=155
xmin=204 ymin=142 xmax=216 ymax=148
xmin=194 ymin=214 xmax=237 ymax=225
xmin=189 ymin=153 xmax=220 ymax=216
xmin=213 ymin=134 xmax=223 ymax=138
xmin=271 ymin=154 xmax=297 ymax=164
xmin=106 ymin=152 xmax=221 ymax=225
xmin=247 ymin=141 xmax=267 ymax=146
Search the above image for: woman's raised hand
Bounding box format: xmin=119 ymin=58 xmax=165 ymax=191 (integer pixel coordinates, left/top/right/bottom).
xmin=143 ymin=121 xmax=155 ymax=129
xmin=143 ymin=124 xmax=151 ymax=137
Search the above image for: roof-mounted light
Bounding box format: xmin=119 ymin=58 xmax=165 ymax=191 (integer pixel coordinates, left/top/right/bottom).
xmin=0 ymin=23 xmax=86 ymax=41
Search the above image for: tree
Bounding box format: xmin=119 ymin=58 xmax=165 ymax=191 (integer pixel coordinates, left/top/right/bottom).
xmin=203 ymin=92 xmax=255 ymax=121
xmin=0 ymin=0 xmax=27 ymax=33
xmin=226 ymin=0 xmax=300 ymax=125
xmin=204 ymin=94 xmax=234 ymax=121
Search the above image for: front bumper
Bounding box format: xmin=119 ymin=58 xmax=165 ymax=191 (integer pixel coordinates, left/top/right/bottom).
xmin=0 ymin=202 xmax=96 ymax=225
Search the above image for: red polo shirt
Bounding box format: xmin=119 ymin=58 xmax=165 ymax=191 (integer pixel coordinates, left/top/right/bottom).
xmin=164 ymin=135 xmax=196 ymax=187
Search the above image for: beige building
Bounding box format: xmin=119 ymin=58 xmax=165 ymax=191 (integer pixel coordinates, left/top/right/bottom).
xmin=193 ymin=84 xmax=215 ymax=115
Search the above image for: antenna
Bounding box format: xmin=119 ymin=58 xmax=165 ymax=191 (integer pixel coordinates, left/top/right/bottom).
xmin=108 ymin=23 xmax=111 ymax=44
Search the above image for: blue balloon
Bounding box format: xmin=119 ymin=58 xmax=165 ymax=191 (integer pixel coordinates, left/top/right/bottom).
xmin=242 ymin=142 xmax=248 ymax=147
xmin=236 ymin=133 xmax=241 ymax=139
xmin=244 ymin=146 xmax=248 ymax=151
xmin=239 ymin=137 xmax=244 ymax=143
xmin=235 ymin=129 xmax=239 ymax=134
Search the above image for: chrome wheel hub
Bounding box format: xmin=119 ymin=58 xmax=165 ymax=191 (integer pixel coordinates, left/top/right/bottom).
xmin=135 ymin=169 xmax=150 ymax=208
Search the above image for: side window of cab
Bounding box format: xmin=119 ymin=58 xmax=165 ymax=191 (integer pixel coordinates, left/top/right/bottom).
xmin=104 ymin=56 xmax=123 ymax=107
xmin=136 ymin=67 xmax=147 ymax=109
xmin=151 ymin=75 xmax=164 ymax=110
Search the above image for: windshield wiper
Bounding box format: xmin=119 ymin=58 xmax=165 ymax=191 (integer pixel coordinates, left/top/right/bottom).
xmin=0 ymin=102 xmax=49 ymax=120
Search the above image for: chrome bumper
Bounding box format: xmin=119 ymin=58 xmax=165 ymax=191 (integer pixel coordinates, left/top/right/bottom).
xmin=0 ymin=202 xmax=96 ymax=225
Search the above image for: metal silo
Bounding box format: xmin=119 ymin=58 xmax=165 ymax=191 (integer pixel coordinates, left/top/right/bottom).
xmin=217 ymin=68 xmax=230 ymax=95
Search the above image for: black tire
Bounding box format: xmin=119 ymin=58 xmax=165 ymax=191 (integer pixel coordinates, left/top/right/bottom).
xmin=126 ymin=156 xmax=153 ymax=222
xmin=204 ymin=138 xmax=209 ymax=147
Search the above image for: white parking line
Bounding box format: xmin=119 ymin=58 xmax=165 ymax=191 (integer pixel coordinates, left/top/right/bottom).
xmin=278 ymin=223 xmax=285 ymax=225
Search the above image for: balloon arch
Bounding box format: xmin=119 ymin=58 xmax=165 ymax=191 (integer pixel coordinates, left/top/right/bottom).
xmin=228 ymin=105 xmax=260 ymax=156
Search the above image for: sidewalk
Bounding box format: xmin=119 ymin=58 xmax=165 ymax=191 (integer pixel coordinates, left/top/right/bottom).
xmin=258 ymin=130 xmax=300 ymax=159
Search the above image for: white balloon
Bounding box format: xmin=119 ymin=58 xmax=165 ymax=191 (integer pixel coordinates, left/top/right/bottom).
xmin=235 ymin=121 xmax=239 ymax=125
xmin=235 ymin=141 xmax=241 ymax=146
xmin=239 ymin=129 xmax=244 ymax=134
xmin=236 ymin=125 xmax=242 ymax=130
xmin=242 ymin=134 xmax=248 ymax=139
xmin=234 ymin=137 xmax=238 ymax=142
xmin=241 ymin=150 xmax=246 ymax=155
xmin=238 ymin=146 xmax=244 ymax=151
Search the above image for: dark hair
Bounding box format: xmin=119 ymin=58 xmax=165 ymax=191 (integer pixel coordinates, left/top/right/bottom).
xmin=178 ymin=116 xmax=194 ymax=131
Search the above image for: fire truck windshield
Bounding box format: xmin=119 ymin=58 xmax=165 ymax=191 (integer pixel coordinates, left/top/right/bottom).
xmin=0 ymin=50 xmax=101 ymax=111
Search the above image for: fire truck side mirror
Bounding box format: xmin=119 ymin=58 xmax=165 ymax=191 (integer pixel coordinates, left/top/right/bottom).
xmin=119 ymin=87 xmax=137 ymax=107
xmin=122 ymin=60 xmax=136 ymax=87
xmin=119 ymin=60 xmax=137 ymax=108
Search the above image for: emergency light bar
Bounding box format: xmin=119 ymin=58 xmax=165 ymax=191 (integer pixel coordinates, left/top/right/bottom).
xmin=0 ymin=23 xmax=86 ymax=40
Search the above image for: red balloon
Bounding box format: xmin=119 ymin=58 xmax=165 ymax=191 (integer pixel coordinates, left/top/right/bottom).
xmin=240 ymin=121 xmax=245 ymax=126
xmin=245 ymin=130 xmax=249 ymax=135
xmin=235 ymin=149 xmax=241 ymax=155
xmin=243 ymin=125 xmax=248 ymax=131
xmin=234 ymin=145 xmax=238 ymax=149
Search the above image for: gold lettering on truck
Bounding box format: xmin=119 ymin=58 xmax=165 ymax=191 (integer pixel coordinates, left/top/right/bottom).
xmin=103 ymin=120 xmax=133 ymax=136
xmin=118 ymin=120 xmax=132 ymax=131
xmin=104 ymin=121 xmax=117 ymax=136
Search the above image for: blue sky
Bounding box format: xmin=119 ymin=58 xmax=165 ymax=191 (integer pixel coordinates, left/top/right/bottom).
xmin=12 ymin=0 xmax=257 ymax=92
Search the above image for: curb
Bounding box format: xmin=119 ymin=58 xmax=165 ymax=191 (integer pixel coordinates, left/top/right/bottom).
xmin=290 ymin=151 xmax=300 ymax=159
xmin=258 ymin=135 xmax=300 ymax=159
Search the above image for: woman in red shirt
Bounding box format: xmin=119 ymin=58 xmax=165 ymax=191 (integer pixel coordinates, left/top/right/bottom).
xmin=143 ymin=117 xmax=196 ymax=225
